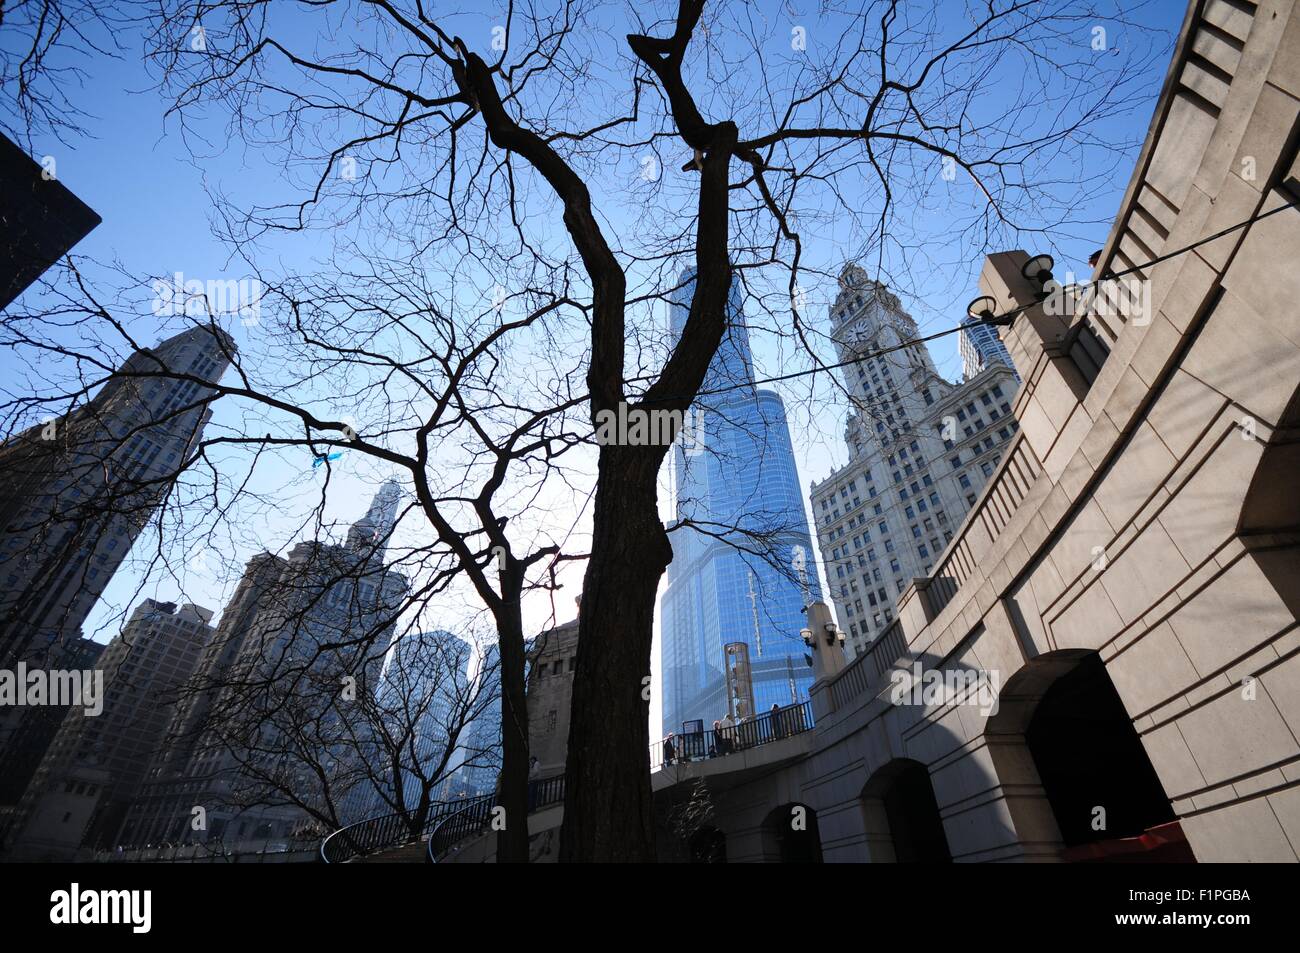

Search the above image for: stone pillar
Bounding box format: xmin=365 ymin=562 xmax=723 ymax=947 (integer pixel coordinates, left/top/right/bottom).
xmin=804 ymin=600 xmax=845 ymax=721
xmin=979 ymin=251 xmax=1091 ymax=474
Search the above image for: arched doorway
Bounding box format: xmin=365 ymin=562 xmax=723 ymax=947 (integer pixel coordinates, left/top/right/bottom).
xmin=688 ymin=826 xmax=727 ymax=863
xmin=987 ymin=650 xmax=1192 ymax=862
xmin=861 ymin=759 xmax=952 ymax=862
xmin=762 ymin=803 xmax=823 ymax=863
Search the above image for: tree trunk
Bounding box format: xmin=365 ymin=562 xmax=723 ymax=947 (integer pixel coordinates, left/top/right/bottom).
xmin=495 ymin=604 xmax=531 ymax=862
xmin=559 ymin=449 xmax=669 ymax=862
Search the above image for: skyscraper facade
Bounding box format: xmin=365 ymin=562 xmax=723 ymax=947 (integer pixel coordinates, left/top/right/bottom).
xmin=959 ymin=315 xmax=1018 ymax=381
xmin=3 ymin=600 xmax=214 ymax=860
xmin=369 ymin=628 xmax=476 ymax=815
xmin=116 ymin=482 xmax=409 ymax=849
xmin=455 ymin=641 xmax=502 ymax=798
xmin=0 ymin=324 xmax=234 ymax=668
xmin=658 ymin=270 xmax=821 ymax=738
xmin=809 ymin=265 xmax=1020 ymax=657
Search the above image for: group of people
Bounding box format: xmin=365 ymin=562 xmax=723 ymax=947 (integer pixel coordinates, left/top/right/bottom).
xmin=661 ymin=703 xmax=794 ymax=766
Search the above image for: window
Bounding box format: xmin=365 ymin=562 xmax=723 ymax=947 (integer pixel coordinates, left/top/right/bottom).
xmin=950 ymin=455 xmax=961 ymax=470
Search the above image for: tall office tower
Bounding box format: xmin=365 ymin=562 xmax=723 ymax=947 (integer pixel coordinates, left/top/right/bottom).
xmin=809 ymin=265 xmax=1020 ymax=658
xmin=455 ymin=641 xmax=502 ymax=797
xmin=119 ymin=552 xmax=288 ymax=846
xmin=0 ymin=634 xmax=104 ymax=843
xmin=367 ymin=628 xmax=475 ymax=816
xmin=3 ymin=600 xmax=214 ymax=861
xmin=115 ymin=483 xmax=409 ymax=850
xmin=959 ymin=315 xmax=1018 ymax=381
xmin=0 ymin=323 xmax=235 ymax=668
xmin=658 ymin=269 xmax=822 ymax=739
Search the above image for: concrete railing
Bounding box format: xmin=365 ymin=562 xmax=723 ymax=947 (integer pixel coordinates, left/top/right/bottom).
xmin=827 ymin=620 xmax=907 ymax=713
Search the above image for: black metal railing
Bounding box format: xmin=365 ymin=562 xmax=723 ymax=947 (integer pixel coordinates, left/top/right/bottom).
xmin=426 ymin=773 xmax=567 ymax=863
xmin=649 ymin=701 xmax=814 ymax=770
xmin=320 ymin=800 xmax=463 ymax=864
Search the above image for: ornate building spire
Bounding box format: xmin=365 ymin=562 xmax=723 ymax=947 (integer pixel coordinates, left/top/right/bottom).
xmin=346 ymin=480 xmax=403 ymax=559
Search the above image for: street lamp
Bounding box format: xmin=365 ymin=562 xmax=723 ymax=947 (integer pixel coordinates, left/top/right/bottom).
xmin=1021 ymin=253 xmax=1057 ymax=299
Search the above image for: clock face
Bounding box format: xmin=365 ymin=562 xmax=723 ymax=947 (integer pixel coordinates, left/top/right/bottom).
xmin=852 ymin=318 xmax=873 ymax=341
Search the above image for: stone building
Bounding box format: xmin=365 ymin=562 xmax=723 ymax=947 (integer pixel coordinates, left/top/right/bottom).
xmin=3 ymin=600 xmax=214 ymax=860
xmin=652 ymin=0 xmax=1300 ymax=863
xmin=810 ymin=273 xmax=1020 ymax=657
xmin=526 ymin=618 xmax=579 ymax=777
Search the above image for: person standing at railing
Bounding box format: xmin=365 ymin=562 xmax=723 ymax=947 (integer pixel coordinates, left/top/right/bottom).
xmin=770 ymin=703 xmax=785 ymax=740
xmin=720 ymin=713 xmax=736 ymax=755
xmin=527 ymin=756 xmax=541 ymax=812
xmin=664 ymin=732 xmax=677 ymax=766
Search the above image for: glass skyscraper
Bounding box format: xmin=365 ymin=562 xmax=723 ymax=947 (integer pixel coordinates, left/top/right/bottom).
xmin=658 ymin=270 xmax=821 ymax=738
xmin=959 ymin=316 xmax=1018 ymax=382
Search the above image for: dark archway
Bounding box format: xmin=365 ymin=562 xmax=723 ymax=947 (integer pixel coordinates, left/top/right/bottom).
xmin=688 ymin=825 xmax=727 ymax=863
xmin=762 ymin=803 xmax=823 ymax=863
xmin=988 ymin=650 xmax=1192 ymax=861
xmin=861 ymin=759 xmax=952 ymax=862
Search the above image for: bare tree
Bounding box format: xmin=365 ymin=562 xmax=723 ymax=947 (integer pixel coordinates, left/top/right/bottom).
xmin=0 ymin=0 xmax=134 ymax=146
